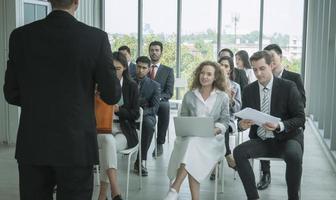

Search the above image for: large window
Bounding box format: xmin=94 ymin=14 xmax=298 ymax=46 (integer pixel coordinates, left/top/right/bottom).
xmin=263 ymin=0 xmax=304 ymax=73
xmin=221 ymin=0 xmax=260 ymax=58
xmin=181 ymin=0 xmax=217 ymax=81
xmin=104 ymin=0 xmax=138 ymax=60
xmin=143 ymin=0 xmax=177 ymax=69
xmin=24 ymin=0 xmax=50 ymax=25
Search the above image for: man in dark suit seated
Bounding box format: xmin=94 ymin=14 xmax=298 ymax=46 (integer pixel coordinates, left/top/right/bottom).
xmin=218 ymin=48 xmax=248 ymax=91
xmin=148 ymin=41 xmax=175 ymax=157
xmin=3 ymin=0 xmax=121 ymax=199
xmin=118 ymin=45 xmax=137 ymax=79
xmin=233 ymin=51 xmax=305 ymax=200
xmin=133 ymin=56 xmax=161 ymax=176
xmin=256 ymin=44 xmax=307 ymax=190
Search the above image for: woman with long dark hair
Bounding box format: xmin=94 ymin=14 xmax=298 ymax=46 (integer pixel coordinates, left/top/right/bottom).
xmin=97 ymin=52 xmax=140 ymax=200
xmin=235 ymin=50 xmax=256 ymax=83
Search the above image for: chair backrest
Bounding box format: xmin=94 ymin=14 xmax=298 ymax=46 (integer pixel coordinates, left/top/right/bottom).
xmin=174 ymin=78 xmax=188 ymax=89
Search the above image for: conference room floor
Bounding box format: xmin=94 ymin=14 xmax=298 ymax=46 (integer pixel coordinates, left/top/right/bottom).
xmin=1 ymin=110 xmax=336 ymax=200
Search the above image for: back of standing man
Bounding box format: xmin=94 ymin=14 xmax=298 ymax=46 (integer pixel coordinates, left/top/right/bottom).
xmin=3 ymin=0 xmax=121 ymax=199
xmin=148 ymin=41 xmax=174 ymax=157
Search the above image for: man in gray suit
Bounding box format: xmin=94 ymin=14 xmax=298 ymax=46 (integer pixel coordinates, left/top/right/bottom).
xmin=148 ymin=41 xmax=175 ymax=157
xmin=3 ymin=0 xmax=121 ymax=199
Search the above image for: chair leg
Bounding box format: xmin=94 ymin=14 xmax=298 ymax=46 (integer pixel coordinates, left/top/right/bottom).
xmin=155 ymin=126 xmax=158 ymax=159
xmin=220 ymin=161 xmax=224 ymax=193
xmin=214 ymin=164 xmax=218 ymax=200
xmin=95 ymin=165 xmax=100 ymax=186
xmin=125 ymin=155 xmax=131 ymax=200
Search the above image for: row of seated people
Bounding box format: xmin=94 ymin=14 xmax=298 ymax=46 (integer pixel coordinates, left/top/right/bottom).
xmin=97 ymin=47 xmax=305 ymax=200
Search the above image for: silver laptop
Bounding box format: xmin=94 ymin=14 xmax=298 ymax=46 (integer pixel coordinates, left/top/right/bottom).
xmin=174 ymin=117 xmax=214 ymax=137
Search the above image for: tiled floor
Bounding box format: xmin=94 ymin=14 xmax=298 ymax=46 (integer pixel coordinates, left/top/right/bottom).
xmin=1 ymin=111 xmax=336 ymax=200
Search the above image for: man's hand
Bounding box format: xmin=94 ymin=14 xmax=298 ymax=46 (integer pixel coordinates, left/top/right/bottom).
xmin=239 ymin=119 xmax=255 ymax=130
xmin=263 ymin=122 xmax=279 ymax=131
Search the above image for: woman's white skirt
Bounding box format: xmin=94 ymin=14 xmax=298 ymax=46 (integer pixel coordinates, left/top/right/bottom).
xmin=167 ymin=134 xmax=225 ymax=183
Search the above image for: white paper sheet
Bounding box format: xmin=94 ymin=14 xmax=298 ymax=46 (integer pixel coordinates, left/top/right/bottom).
xmin=234 ymin=107 xmax=281 ymax=127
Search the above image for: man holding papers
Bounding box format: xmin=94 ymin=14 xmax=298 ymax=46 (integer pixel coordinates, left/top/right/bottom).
xmin=233 ymin=51 xmax=305 ymax=200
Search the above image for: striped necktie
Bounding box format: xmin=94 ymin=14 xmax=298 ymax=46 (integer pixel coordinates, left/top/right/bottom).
xmin=257 ymin=87 xmax=270 ymax=140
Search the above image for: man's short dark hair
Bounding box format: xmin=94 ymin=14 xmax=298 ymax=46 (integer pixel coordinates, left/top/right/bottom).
xmin=149 ymin=41 xmax=163 ymax=52
xmin=136 ymin=56 xmax=151 ymax=67
xmin=264 ymin=44 xmax=282 ymax=55
xmin=48 ymin=0 xmax=74 ymax=9
xmin=250 ymin=51 xmax=272 ymax=65
xmin=118 ymin=45 xmax=131 ymax=54
xmin=218 ymin=48 xmax=234 ymax=58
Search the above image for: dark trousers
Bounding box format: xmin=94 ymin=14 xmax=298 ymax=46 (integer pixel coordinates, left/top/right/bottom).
xmin=140 ymin=115 xmax=156 ymax=160
xmin=157 ymin=101 xmax=170 ymax=144
xmin=224 ymin=128 xmax=231 ymax=156
xmin=233 ymin=138 xmax=303 ymax=200
xmin=260 ymin=160 xmax=271 ymax=173
xmin=18 ymin=163 xmax=93 ymax=200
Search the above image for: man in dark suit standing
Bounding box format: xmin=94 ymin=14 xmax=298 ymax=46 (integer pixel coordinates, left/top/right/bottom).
xmin=133 ymin=56 xmax=160 ymax=176
xmin=233 ymin=51 xmax=305 ymax=200
xmin=119 ymin=45 xmax=137 ymax=78
xmin=255 ymin=44 xmax=307 ymax=190
xmin=218 ymin=48 xmax=248 ymax=91
xmin=3 ymin=1 xmax=121 ymax=199
xmin=148 ymin=41 xmax=174 ymax=157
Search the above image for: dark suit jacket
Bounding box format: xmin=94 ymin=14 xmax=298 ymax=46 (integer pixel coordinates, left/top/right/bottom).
xmin=233 ymin=68 xmax=249 ymax=92
xmin=129 ymin=62 xmax=136 ymax=79
xmin=281 ymin=69 xmax=306 ymax=108
xmin=116 ymin=77 xmax=140 ymax=148
xmin=3 ymin=11 xmax=121 ymax=166
xmin=137 ymin=76 xmax=161 ymax=117
xmin=241 ymin=77 xmax=305 ymax=147
xmin=154 ymin=64 xmax=174 ymax=101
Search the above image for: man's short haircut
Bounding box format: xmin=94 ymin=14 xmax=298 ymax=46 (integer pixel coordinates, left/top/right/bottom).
xmin=149 ymin=41 xmax=163 ymax=52
xmin=136 ymin=56 xmax=151 ymax=67
xmin=118 ymin=45 xmax=131 ymax=54
xmin=218 ymin=48 xmax=234 ymax=58
xmin=250 ymin=50 xmax=272 ymax=65
xmin=263 ymin=44 xmax=282 ymax=55
xmin=48 ymin=0 xmax=74 ymax=9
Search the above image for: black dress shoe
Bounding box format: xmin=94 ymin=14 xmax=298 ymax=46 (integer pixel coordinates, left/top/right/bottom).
xmin=152 ymin=144 xmax=163 ymax=157
xmin=134 ymin=161 xmax=148 ymax=176
xmin=112 ymin=194 xmax=123 ymax=200
xmin=257 ymin=173 xmax=271 ymax=190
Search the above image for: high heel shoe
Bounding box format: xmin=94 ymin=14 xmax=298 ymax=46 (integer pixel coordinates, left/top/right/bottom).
xmin=225 ymin=154 xmax=237 ymax=170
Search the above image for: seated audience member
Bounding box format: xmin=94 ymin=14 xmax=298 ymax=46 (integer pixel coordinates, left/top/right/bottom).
xmin=217 ymin=56 xmax=242 ymax=170
xmin=133 ymin=56 xmax=161 ymax=176
xmin=255 ymin=44 xmax=307 ymax=190
xmin=233 ymin=51 xmax=305 ymax=200
xmin=164 ymin=61 xmax=230 ymax=200
xmin=97 ymin=52 xmax=140 ymax=200
xmin=235 ymin=50 xmax=257 ymax=83
xmin=218 ymin=48 xmax=248 ymax=91
xmin=148 ymin=41 xmax=175 ymax=157
xmin=118 ymin=45 xmax=137 ymax=78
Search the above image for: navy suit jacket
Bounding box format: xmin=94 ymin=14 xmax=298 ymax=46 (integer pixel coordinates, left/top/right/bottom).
xmin=241 ymin=77 xmax=305 ymax=147
xmin=154 ymin=64 xmax=174 ymax=101
xmin=233 ymin=68 xmax=249 ymax=92
xmin=281 ymin=69 xmax=306 ymax=108
xmin=137 ymin=76 xmax=161 ymax=117
xmin=3 ymin=11 xmax=121 ymax=166
xmin=129 ymin=62 xmax=136 ymax=79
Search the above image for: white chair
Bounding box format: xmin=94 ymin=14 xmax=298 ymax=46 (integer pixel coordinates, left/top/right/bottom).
xmin=94 ymin=108 xmax=144 ymax=200
xmin=252 ymin=157 xmax=301 ymax=200
xmin=169 ymin=77 xmax=188 ymax=110
xmin=118 ymin=107 xmax=143 ymax=200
